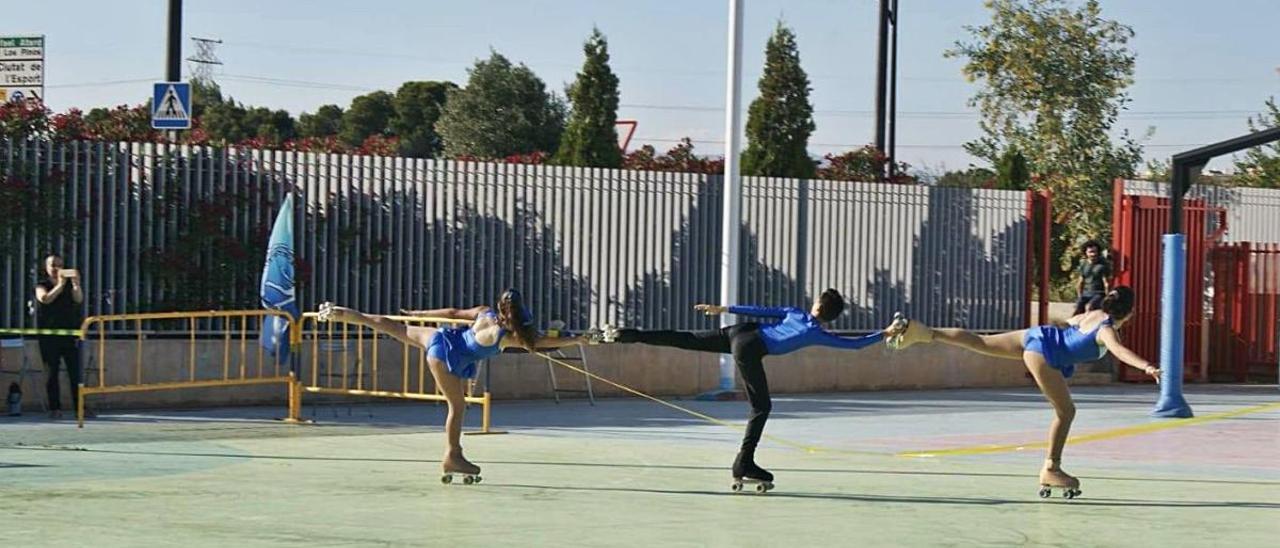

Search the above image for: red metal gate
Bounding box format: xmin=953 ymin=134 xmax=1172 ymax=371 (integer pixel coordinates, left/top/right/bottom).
xmin=1111 ymin=185 xmax=1224 ymax=382
xmin=1209 ymin=242 xmax=1280 ymax=383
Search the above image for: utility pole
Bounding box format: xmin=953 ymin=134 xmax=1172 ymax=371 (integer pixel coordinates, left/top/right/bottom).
xmin=873 ymin=0 xmax=889 ymax=170
xmin=166 ymin=0 xmax=182 ymax=82
xmin=165 ymin=0 xmax=183 ymax=142
xmin=873 ymin=0 xmax=900 ymax=183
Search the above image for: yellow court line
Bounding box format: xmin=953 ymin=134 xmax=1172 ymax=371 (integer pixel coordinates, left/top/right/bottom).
xmin=898 ymin=401 xmax=1280 ymax=458
xmin=537 ymin=351 xmax=883 ymax=457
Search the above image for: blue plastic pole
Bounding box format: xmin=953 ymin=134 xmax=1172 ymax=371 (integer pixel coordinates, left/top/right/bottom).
xmin=1152 ymin=234 xmax=1194 ymax=418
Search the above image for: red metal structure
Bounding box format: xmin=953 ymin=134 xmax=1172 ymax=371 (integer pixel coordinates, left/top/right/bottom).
xmin=1209 ymin=242 xmax=1280 ymax=382
xmin=1027 ymin=190 xmax=1052 ymax=328
xmin=1111 ymin=182 xmax=1225 ymax=382
xmin=615 ymin=120 xmax=638 ymax=153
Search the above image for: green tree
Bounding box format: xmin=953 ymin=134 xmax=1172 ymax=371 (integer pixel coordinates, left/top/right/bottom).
xmin=741 ymin=22 xmax=815 ymax=179
xmin=391 ymin=81 xmax=456 ymax=158
xmin=815 ymin=146 xmax=913 ymax=183
xmin=340 ymin=91 xmax=396 ymax=148
xmin=199 ymin=100 xmax=297 ymax=146
xmin=200 ymin=99 xmax=250 ymax=144
xmin=948 ymin=0 xmax=1144 ymax=266
xmin=936 ymin=166 xmax=997 ymax=188
xmin=189 ymin=77 xmax=225 ymax=119
xmin=554 ymin=28 xmax=622 ymax=168
xmin=299 ymin=104 xmax=344 ymax=139
xmin=437 ymin=51 xmax=566 ymax=159
xmin=243 ymin=107 xmax=297 ymax=145
xmin=1232 ymin=97 xmax=1280 ymax=188
xmin=994 ymin=146 xmax=1030 ymax=190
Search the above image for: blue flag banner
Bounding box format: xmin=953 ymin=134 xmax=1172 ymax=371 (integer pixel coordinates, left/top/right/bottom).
xmin=260 ymin=194 xmax=300 ymax=365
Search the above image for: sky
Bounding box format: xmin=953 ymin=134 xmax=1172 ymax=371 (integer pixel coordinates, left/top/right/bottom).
xmin=5 ymin=0 xmax=1279 ymax=173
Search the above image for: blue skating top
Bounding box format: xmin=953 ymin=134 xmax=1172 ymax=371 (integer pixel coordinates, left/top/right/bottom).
xmin=728 ymin=305 xmax=883 ymax=355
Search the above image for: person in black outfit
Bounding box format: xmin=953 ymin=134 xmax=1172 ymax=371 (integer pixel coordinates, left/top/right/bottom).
xmin=602 ymin=289 xmax=896 ymax=490
xmin=1074 ymin=240 xmax=1112 ymax=315
xmin=34 ymin=254 xmax=84 ymax=419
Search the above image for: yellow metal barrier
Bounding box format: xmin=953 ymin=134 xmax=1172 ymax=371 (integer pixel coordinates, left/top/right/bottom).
xmin=297 ymin=312 xmax=502 ymax=435
xmin=77 ymin=310 xmax=299 ymax=428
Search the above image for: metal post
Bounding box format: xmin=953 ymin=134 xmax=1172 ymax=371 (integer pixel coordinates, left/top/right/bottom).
xmin=701 ymin=0 xmax=745 ymax=401
xmin=1170 ymin=164 xmax=1187 ymax=236
xmin=887 ymin=0 xmax=899 ymax=181
xmin=1153 ymin=162 xmax=1194 ymax=417
xmin=165 ymin=0 xmax=183 ymax=143
xmin=873 ymin=0 xmax=889 ymax=182
xmin=1039 ymin=191 xmax=1051 ymax=326
xmin=166 ymin=0 xmax=182 ymax=82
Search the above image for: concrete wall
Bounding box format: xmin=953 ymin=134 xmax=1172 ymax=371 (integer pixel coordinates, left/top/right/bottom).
xmin=2 ymin=329 xmax=1113 ymax=413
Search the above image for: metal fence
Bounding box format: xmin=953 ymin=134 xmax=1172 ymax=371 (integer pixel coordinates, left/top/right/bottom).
xmin=1120 ymin=180 xmax=1280 ymax=244
xmin=2 ymin=138 xmax=1029 ymax=332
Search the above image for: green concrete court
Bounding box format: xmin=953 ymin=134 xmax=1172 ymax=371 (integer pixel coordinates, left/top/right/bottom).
xmin=2 ymin=385 xmax=1278 ymax=547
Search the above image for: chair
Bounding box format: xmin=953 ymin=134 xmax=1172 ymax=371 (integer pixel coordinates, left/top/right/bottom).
xmin=543 ymin=321 xmax=596 ymax=405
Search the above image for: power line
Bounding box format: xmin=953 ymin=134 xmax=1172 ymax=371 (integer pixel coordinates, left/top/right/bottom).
xmin=218 ymin=39 xmax=1280 ymax=85
xmin=619 ymin=103 xmax=1264 ymax=120
xmin=45 ymin=77 xmax=157 ymax=89
xmin=632 ymin=137 xmax=1212 ymax=150
xmin=219 ymin=73 xmax=372 ymax=92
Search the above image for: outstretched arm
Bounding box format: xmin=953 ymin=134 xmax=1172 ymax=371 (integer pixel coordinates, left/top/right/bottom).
xmin=814 ymin=329 xmax=886 ymax=350
xmin=399 ymin=305 xmax=490 ymax=321
xmin=724 ymin=304 xmax=790 ymax=318
xmin=1097 ymin=327 xmax=1160 ymax=382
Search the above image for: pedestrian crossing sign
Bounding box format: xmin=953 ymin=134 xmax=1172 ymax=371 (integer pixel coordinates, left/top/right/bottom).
xmin=151 ymin=82 xmax=192 ymax=130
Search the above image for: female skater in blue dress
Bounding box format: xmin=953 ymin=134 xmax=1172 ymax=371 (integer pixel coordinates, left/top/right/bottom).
xmin=888 ymin=286 xmax=1160 ymax=498
xmin=318 ymin=289 xmax=589 ymax=483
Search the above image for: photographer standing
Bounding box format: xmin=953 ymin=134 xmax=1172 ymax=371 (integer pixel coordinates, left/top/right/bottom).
xmin=34 ymin=254 xmax=84 ymax=419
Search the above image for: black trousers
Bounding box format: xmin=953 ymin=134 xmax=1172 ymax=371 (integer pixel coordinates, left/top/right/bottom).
xmin=618 ymin=323 xmax=771 ymax=454
xmin=38 ymin=336 xmax=81 ymax=412
xmin=1074 ymin=292 xmax=1104 ymax=315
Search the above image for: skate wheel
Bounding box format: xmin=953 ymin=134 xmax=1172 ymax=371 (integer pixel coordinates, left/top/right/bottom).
xmin=462 ymin=475 xmax=474 ymax=485
xmin=473 ymin=476 xmax=483 ymax=484
xmin=1038 ymin=487 xmax=1051 ymax=499
xmin=731 ymin=482 xmax=743 ymax=492
xmin=441 ymin=475 xmax=453 ymax=485
xmin=755 ymin=483 xmax=767 ymax=493
xmin=1064 ymin=489 xmax=1080 ymax=499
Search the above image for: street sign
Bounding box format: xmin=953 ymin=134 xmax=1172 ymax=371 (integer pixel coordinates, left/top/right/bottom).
xmin=0 ymin=35 xmax=44 ymax=103
xmin=151 ymin=81 xmax=192 ymax=130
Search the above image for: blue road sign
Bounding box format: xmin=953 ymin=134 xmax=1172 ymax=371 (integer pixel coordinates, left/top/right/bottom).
xmin=151 ymin=82 xmax=191 ymax=130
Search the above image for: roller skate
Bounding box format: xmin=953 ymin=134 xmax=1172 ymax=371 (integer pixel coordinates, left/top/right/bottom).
xmin=1037 ymin=461 xmax=1081 ymax=499
xmin=885 ymin=312 xmax=909 ymax=349
xmin=731 ymin=451 xmax=775 ymax=494
xmin=590 ymin=324 xmax=631 ymax=344
xmin=316 ymin=302 xmax=345 ymax=323
xmin=885 ymin=313 xmax=933 ymax=351
xmin=585 ymin=324 xmax=616 ymax=345
xmin=601 ymin=324 xmax=623 ymax=343
xmin=441 ymin=453 xmax=482 ymax=485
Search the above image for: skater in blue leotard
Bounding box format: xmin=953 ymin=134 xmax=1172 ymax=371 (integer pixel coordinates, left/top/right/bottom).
xmin=317 ymin=289 xmax=588 ymax=479
xmin=603 ymin=289 xmax=897 ymax=488
xmin=886 ymin=287 xmax=1159 ymax=495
